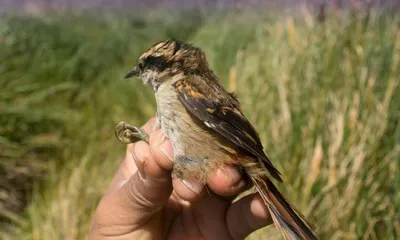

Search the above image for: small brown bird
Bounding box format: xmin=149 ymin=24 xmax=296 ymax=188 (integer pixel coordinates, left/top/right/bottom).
xmin=115 ymin=39 xmax=318 ymax=240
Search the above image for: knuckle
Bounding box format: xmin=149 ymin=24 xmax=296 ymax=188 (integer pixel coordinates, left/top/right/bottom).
xmin=125 ymin=175 xmax=158 ymax=210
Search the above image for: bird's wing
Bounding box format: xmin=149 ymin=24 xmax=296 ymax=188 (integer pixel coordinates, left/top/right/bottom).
xmin=172 ymin=78 xmax=282 ymax=181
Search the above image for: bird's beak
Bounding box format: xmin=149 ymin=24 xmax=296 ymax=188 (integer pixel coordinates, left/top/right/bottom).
xmin=125 ymin=66 xmax=140 ymax=78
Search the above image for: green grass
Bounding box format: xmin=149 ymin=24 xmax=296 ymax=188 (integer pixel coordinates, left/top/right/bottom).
xmin=1 ymin=8 xmax=399 ymax=240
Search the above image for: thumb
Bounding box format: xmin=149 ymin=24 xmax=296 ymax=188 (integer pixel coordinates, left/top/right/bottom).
xmin=92 ymin=129 xmax=174 ymax=233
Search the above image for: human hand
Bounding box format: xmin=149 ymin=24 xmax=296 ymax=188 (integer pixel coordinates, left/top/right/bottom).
xmin=89 ymin=117 xmax=272 ymax=240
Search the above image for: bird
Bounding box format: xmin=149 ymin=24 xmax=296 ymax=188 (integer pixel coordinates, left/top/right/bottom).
xmin=115 ymin=39 xmax=319 ymax=240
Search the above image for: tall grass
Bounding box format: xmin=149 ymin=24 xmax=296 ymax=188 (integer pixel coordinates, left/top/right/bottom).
xmin=0 ymin=10 xmax=203 ymax=237
xmin=1 ymin=7 xmax=399 ymax=240
xmin=232 ymin=11 xmax=400 ymax=239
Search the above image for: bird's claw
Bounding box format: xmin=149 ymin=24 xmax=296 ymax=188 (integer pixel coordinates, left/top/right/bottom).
xmin=115 ymin=121 xmax=149 ymax=144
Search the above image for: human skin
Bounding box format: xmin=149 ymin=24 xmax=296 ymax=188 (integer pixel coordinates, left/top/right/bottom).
xmin=89 ymin=117 xmax=272 ymax=240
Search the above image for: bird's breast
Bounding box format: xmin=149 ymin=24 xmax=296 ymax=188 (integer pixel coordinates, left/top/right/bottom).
xmin=154 ymin=81 xmax=243 ymax=182
xmin=155 ymin=83 xmax=188 ymax=150
xmin=155 ymin=82 xmax=221 ymax=153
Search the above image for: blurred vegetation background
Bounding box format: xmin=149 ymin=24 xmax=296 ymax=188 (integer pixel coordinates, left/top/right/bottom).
xmin=0 ymin=3 xmax=399 ymax=240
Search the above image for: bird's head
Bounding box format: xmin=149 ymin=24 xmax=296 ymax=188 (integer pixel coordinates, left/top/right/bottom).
xmin=125 ymin=39 xmax=209 ymax=91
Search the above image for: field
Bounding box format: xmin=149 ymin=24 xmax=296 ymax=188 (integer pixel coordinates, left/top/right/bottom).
xmin=1 ymin=6 xmax=399 ymax=240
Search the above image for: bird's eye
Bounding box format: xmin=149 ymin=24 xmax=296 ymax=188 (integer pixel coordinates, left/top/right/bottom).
xmin=138 ymin=62 xmax=144 ymax=70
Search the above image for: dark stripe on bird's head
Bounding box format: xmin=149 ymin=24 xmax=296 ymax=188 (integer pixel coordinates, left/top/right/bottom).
xmin=143 ymin=55 xmax=172 ymax=72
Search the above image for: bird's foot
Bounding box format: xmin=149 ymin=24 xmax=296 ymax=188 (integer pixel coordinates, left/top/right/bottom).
xmin=115 ymin=121 xmax=149 ymax=144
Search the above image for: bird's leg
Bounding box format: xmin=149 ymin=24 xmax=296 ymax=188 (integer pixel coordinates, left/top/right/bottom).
xmin=115 ymin=121 xmax=149 ymax=144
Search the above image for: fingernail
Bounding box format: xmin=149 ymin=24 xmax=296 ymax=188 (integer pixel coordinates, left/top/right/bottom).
xmin=181 ymin=179 xmax=204 ymax=195
xmin=223 ymin=165 xmax=242 ymax=186
xmin=160 ymin=140 xmax=174 ymax=162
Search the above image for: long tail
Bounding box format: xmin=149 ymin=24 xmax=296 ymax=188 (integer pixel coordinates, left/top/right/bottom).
xmin=252 ymin=176 xmax=319 ymax=240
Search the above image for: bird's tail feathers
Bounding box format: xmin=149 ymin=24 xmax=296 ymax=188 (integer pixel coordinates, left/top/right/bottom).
xmin=252 ymin=176 xmax=318 ymax=240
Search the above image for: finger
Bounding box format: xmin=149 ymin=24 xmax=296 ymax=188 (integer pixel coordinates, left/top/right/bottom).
xmin=114 ymin=126 xmax=175 ymax=211
xmin=149 ymin=128 xmax=174 ymax=171
xmin=171 ymin=176 xmax=205 ymax=201
xmin=168 ymin=192 xmax=230 ymax=240
xmin=105 ymin=147 xmax=137 ymax=195
xmin=123 ymin=116 xmax=159 ymax=177
xmin=172 ymin=165 xmax=245 ymax=201
xmin=148 ymin=127 xmax=206 ymax=202
xmin=94 ymin=120 xmax=176 ymax=228
xmin=207 ymin=165 xmax=247 ymax=197
xmin=123 ymin=116 xmax=157 ymax=175
xmin=107 ymin=117 xmax=157 ymax=193
xmin=116 ymin=127 xmax=175 ymax=204
xmin=226 ymin=193 xmax=273 ymax=239
xmin=95 ymin=139 xmax=172 ymax=229
xmin=123 ymin=119 xmax=173 ymax=180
